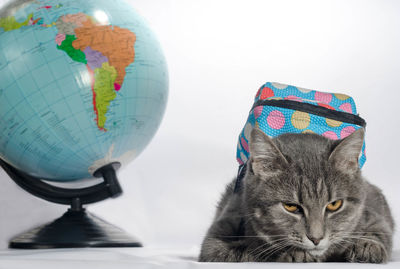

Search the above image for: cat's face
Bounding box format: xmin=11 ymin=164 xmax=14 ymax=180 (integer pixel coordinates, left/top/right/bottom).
xmin=244 ymin=128 xmax=366 ymax=257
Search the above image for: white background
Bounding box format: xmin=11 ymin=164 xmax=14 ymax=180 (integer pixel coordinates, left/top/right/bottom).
xmin=0 ymin=0 xmax=399 ymax=258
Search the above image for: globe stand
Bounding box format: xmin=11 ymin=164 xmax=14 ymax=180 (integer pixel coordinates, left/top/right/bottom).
xmin=0 ymin=159 xmax=142 ymax=249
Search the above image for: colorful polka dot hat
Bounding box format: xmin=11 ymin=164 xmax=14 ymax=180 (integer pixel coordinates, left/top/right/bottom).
xmin=236 ymin=82 xmax=367 ymax=171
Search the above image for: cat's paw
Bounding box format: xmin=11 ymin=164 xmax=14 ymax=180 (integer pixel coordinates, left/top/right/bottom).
xmin=347 ymin=242 xmax=388 ymax=263
xmin=277 ymin=249 xmax=318 ymax=262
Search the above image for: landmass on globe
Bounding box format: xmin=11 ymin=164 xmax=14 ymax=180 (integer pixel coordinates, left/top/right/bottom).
xmin=0 ymin=0 xmax=168 ymax=180
xmin=0 ymin=3 xmax=136 ymax=131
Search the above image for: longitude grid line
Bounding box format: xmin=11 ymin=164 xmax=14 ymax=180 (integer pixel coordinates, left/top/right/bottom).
xmin=57 ymin=0 xmax=127 ymax=175
xmin=5 ymin=25 xmax=46 ymax=168
xmin=142 ymin=33 xmax=152 ymax=151
xmin=37 ymin=4 xmax=110 ymax=178
xmin=97 ymin=0 xmax=126 ymax=158
xmin=1 ymin=30 xmax=72 ymax=171
xmin=112 ymin=10 xmax=133 ymax=160
xmin=0 ymin=12 xmax=35 ymax=148
xmin=77 ymin=2 xmax=136 ymax=172
xmin=2 ymin=75 xmax=90 ymax=121
xmin=11 ymin=14 xmax=90 ymax=177
xmin=0 ymin=70 xmax=72 ymax=164
xmin=8 ymin=59 xmax=60 ymax=86
xmin=111 ymin=8 xmax=165 ymax=158
xmin=18 ymin=75 xmax=90 ymax=170
xmin=27 ymin=10 xmax=94 ymax=171
xmin=42 ymin=109 xmax=160 ymax=154
xmin=65 ymin=112 xmax=156 ymax=139
xmin=4 ymin=52 xmax=71 ymax=88
xmin=47 ymin=3 xmax=120 ymax=175
xmin=0 ymin=24 xmax=19 ymax=156
xmin=125 ymin=36 xmax=166 ymax=151
xmin=1 ymin=97 xmax=70 ymax=165
xmin=45 ymin=68 xmax=95 ymax=176
xmin=67 ymin=126 xmax=153 ymax=159
xmin=2 ymin=78 xmax=89 ymax=129
xmin=45 ymin=48 xmax=102 ymax=173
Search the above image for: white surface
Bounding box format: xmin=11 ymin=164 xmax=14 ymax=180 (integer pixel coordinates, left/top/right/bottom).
xmin=0 ymin=248 xmax=399 ymax=269
xmin=0 ymin=0 xmax=400 ymax=267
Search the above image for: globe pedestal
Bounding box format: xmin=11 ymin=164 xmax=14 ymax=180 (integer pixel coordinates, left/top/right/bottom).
xmin=0 ymin=159 xmax=142 ymax=249
xmin=9 ymin=208 xmax=142 ymax=249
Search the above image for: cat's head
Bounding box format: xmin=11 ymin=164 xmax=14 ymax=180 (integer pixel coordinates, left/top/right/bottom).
xmin=243 ymin=128 xmax=366 ymax=257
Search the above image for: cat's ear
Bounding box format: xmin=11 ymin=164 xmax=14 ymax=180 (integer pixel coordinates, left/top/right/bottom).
xmin=249 ymin=128 xmax=288 ymax=178
xmin=329 ymin=128 xmax=365 ymax=174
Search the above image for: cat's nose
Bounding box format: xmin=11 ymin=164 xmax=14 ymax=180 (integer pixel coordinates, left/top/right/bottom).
xmin=307 ymin=236 xmax=323 ymax=246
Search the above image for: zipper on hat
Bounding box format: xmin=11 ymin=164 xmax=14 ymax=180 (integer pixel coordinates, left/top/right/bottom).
xmin=251 ymin=99 xmax=366 ymax=127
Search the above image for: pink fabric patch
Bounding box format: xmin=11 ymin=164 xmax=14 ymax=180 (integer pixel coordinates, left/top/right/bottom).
xmin=253 ymin=106 xmax=263 ymax=119
xmin=339 ymin=103 xmax=352 ymax=113
xmin=323 ymin=131 xmax=338 ymax=140
xmin=314 ymin=92 xmax=333 ymax=104
xmin=267 ymin=110 xmax=285 ymax=130
xmin=285 ymin=95 xmax=302 ymax=101
xmin=340 ymin=126 xmax=356 ymax=139
xmin=240 ymin=137 xmax=249 ymax=152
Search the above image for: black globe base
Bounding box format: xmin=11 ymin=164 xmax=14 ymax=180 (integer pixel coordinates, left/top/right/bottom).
xmin=9 ymin=208 xmax=142 ymax=249
xmin=0 ymin=158 xmax=143 ymax=249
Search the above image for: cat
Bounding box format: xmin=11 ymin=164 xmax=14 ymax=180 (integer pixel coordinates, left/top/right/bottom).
xmin=199 ymin=128 xmax=394 ymax=263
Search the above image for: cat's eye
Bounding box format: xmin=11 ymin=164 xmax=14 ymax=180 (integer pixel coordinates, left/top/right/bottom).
xmin=326 ymin=199 xmax=343 ymax=212
xmin=283 ymin=203 xmax=301 ymax=213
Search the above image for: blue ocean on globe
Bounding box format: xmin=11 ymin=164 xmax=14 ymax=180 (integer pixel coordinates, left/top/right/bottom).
xmin=0 ymin=0 xmax=168 ymax=181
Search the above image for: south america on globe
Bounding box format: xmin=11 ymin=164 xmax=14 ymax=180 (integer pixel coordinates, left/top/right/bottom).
xmin=0 ymin=0 xmax=168 ymax=181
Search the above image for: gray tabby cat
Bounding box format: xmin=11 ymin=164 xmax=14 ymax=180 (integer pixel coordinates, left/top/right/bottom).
xmin=199 ymin=128 xmax=394 ymax=263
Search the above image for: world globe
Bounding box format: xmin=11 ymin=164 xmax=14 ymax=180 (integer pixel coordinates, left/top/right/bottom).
xmin=0 ymin=0 xmax=168 ymax=182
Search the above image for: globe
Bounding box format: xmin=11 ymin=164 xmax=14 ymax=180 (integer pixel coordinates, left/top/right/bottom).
xmin=0 ymin=0 xmax=168 ymax=182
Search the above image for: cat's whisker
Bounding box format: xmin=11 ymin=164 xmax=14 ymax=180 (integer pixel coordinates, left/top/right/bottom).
xmin=214 ymin=235 xmax=286 ymax=238
xmin=339 ymin=231 xmax=391 ymax=235
xmin=254 ymin=240 xmax=290 ymax=260
xmin=249 ymin=240 xmax=287 ymax=257
xmin=248 ymin=237 xmax=289 ymax=256
xmin=248 ymin=241 xmax=273 ymax=256
xmin=261 ymin=242 xmax=292 ymax=261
